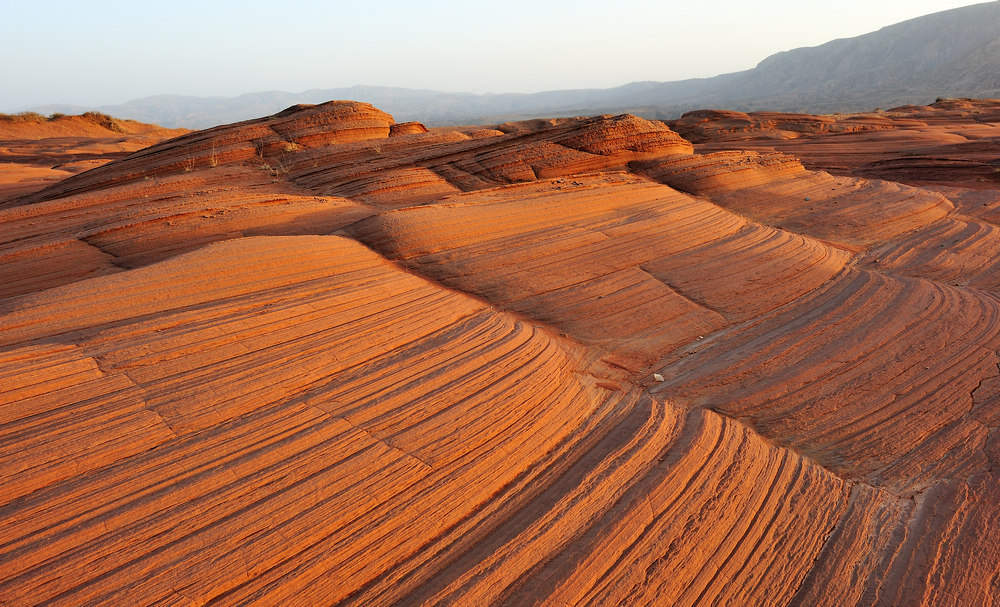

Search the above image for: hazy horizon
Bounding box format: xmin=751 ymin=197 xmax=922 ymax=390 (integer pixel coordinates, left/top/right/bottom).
xmin=0 ymin=0 xmax=989 ymax=113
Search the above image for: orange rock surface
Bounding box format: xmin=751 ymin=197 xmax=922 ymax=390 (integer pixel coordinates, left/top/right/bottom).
xmin=672 ymin=99 xmax=1000 ymax=191
xmin=2 ymin=100 xmax=999 ymax=605
xmin=0 ymin=113 xmax=187 ymax=206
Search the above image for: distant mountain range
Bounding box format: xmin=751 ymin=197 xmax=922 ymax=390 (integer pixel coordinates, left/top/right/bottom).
xmin=33 ymin=1 xmax=1000 ymax=128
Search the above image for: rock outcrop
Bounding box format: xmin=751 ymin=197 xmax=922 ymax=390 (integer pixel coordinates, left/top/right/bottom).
xmin=2 ymin=99 xmax=1000 ymax=606
xmin=0 ymin=113 xmax=186 ymax=205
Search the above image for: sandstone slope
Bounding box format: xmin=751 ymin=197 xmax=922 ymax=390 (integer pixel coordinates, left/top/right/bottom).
xmin=0 ymin=112 xmax=187 ymax=206
xmin=2 ymin=100 xmax=999 ymax=606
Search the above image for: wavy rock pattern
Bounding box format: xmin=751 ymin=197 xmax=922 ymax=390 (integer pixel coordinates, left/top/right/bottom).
xmin=861 ymin=216 xmax=1000 ymax=290
xmin=0 ymin=168 xmax=373 ymax=299
xmin=637 ymin=151 xmax=954 ymax=246
xmin=0 ymin=236 xmax=850 ymax=606
xmin=654 ymin=268 xmax=1000 ymax=493
xmin=13 ymin=101 xmax=393 ymax=206
xmin=0 ymin=237 xmax=602 ymax=603
xmin=678 ymin=99 xmax=1000 ymax=190
xmin=349 ymin=173 xmax=849 ymax=367
xmin=287 ymin=113 xmax=691 ymax=207
xmin=2 ymin=100 xmax=1000 ymax=605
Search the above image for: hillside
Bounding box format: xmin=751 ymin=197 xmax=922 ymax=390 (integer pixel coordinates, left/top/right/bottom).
xmin=0 ymin=112 xmax=187 ymax=204
xmin=1 ymin=98 xmax=999 ymax=605
xmin=667 ymin=0 xmax=1000 ymax=112
xmin=30 ymin=2 xmax=1000 ymax=128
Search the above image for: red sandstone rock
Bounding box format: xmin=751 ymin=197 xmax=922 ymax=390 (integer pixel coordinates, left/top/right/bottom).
xmin=637 ymin=150 xmax=953 ymax=246
xmin=680 ymin=99 xmax=1000 ymax=191
xmin=0 ymin=114 xmax=186 ymax=206
xmin=1 ymin=99 xmax=999 ymax=606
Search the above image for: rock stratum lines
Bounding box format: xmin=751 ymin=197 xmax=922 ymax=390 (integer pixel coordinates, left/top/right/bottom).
xmin=2 ymin=99 xmax=1000 ymax=605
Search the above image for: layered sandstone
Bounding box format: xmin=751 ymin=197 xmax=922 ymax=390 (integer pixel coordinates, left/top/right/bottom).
xmin=2 ymin=100 xmax=999 ymax=606
xmin=673 ymin=98 xmax=1000 ymax=190
xmin=0 ymin=113 xmax=187 ymax=205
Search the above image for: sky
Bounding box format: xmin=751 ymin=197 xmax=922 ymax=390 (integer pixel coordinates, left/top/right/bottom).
xmin=0 ymin=0 xmax=988 ymax=112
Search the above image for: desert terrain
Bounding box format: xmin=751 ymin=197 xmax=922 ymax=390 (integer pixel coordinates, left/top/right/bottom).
xmin=1 ymin=99 xmax=999 ymax=605
xmin=0 ymin=112 xmax=187 ymax=207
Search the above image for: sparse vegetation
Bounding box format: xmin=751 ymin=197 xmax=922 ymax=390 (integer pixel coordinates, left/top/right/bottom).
xmin=254 ymin=138 xmax=267 ymax=159
xmin=0 ymin=111 xmax=129 ymax=132
xmin=82 ymin=111 xmax=127 ymax=133
xmin=264 ymin=152 xmax=289 ymax=180
xmin=251 ymin=138 xmax=294 ymax=180
xmin=0 ymin=111 xmax=46 ymax=122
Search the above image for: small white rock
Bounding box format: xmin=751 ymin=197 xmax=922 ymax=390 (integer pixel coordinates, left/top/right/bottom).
xmin=653 ymin=373 xmax=665 ymax=382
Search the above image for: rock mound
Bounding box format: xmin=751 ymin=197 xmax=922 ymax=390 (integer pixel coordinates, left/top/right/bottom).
xmin=1 ymin=100 xmax=999 ymax=605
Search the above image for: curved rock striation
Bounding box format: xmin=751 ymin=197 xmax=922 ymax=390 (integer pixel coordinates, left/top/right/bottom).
xmin=0 ymin=235 xmax=854 ymax=606
xmin=638 ymin=150 xmax=954 ymax=246
xmin=670 ymin=109 xmax=900 ymax=143
xmin=0 ymin=236 xmax=611 ymax=603
xmin=0 ymin=170 xmax=373 ymax=299
xmin=288 ymin=113 xmax=691 ymax=207
xmin=654 ymin=268 xmax=1000 ymax=494
xmin=0 ymin=114 xmax=187 ymax=206
xmin=2 ymin=100 xmax=1000 ymax=605
xmin=349 ymin=173 xmax=849 ymax=367
xmin=681 ymin=99 xmax=1000 ymax=190
xmin=861 ymin=216 xmax=1000 ymax=291
xmin=13 ymin=101 xmax=394 ymax=206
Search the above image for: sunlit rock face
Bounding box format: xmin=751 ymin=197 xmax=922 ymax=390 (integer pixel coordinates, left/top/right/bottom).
xmin=2 ymin=99 xmax=1000 ymax=606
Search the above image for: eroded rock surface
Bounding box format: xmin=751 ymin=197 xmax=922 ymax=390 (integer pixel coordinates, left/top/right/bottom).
xmin=2 ymin=100 xmax=1000 ymax=606
xmin=0 ymin=112 xmax=187 ymax=205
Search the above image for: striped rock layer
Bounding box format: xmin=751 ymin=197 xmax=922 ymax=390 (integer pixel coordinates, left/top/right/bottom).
xmin=2 ymin=100 xmax=1000 ymax=606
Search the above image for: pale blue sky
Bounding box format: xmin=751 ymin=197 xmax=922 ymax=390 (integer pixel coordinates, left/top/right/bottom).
xmin=0 ymin=0 xmax=987 ymax=111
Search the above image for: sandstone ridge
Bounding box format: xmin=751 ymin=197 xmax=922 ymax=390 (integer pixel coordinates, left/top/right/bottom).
xmin=2 ymin=99 xmax=999 ymax=606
